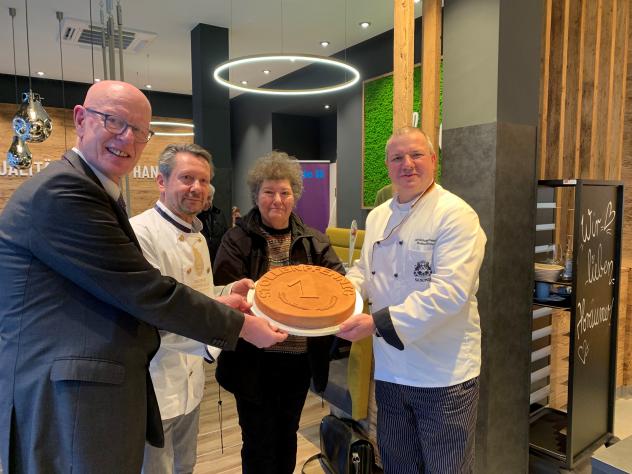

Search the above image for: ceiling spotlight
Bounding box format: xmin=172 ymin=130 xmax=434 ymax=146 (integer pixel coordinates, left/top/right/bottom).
xmin=324 ymin=104 xmax=331 ymax=109
xmin=320 ymin=41 xmax=330 ymax=47
xmin=36 ymin=71 xmax=45 ymax=76
xmin=241 ymin=80 xmax=248 ymax=85
xmin=414 ymin=0 xmax=421 ymax=3
xmin=145 ymin=84 xmax=152 ymax=89
xmin=94 ymin=78 xmax=101 ymax=82
xmin=359 ymin=21 xmax=371 ymax=28
xmin=263 ymin=69 xmax=271 ymax=75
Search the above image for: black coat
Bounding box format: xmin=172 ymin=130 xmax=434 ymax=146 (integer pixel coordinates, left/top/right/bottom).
xmin=213 ymin=207 xmax=344 ymax=402
xmin=197 ymin=205 xmax=229 ymax=263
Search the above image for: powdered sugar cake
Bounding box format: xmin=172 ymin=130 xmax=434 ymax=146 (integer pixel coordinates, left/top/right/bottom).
xmin=254 ymin=264 xmax=356 ymax=329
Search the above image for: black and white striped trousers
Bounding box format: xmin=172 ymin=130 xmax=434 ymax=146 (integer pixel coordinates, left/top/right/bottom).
xmin=375 ymin=377 xmax=479 ymax=474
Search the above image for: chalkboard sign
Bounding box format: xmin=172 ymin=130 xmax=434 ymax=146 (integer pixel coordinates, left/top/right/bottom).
xmin=570 ymin=183 xmax=622 ymax=458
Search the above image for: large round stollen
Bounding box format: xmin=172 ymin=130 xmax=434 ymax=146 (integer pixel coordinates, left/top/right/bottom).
xmin=254 ymin=264 xmax=356 ymax=329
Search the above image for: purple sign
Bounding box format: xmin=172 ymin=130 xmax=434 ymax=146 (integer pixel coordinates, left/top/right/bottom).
xmin=294 ymin=162 xmax=330 ymax=233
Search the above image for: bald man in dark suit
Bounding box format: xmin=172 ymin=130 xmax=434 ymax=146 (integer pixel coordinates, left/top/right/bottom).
xmin=0 ymin=80 xmax=285 ymax=473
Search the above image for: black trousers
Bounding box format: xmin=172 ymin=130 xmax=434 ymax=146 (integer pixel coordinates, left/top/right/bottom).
xmin=235 ymin=352 xmax=311 ymax=474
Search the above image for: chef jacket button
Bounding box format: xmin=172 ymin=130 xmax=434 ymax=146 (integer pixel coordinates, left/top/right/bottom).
xmin=207 ymin=268 xmax=211 ymax=273
xmin=394 ymin=273 xmax=398 ymax=278
xmin=399 ymin=240 xmax=403 ymax=245
xmin=377 ymin=241 xmax=381 ymax=245
xmin=179 ymin=235 xmax=185 ymax=241
xmin=371 ymin=271 xmax=376 ymax=275
xmin=187 ymin=268 xmax=192 ymax=274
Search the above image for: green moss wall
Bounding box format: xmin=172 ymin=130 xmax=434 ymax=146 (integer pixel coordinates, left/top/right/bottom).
xmin=362 ymin=64 xmax=442 ymax=208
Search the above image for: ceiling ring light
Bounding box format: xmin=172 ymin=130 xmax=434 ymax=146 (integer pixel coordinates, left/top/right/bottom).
xmin=213 ymin=53 xmax=360 ymax=96
xmin=150 ymin=121 xmax=194 ymax=137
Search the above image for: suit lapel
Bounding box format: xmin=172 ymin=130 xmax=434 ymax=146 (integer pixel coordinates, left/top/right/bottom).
xmin=62 ymin=150 xmax=142 ymax=251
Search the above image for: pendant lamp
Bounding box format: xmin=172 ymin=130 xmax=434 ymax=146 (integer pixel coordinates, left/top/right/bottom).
xmin=12 ymin=0 xmax=52 ymax=146
xmin=6 ymin=7 xmax=32 ymax=170
xmin=213 ymin=0 xmax=360 ymax=95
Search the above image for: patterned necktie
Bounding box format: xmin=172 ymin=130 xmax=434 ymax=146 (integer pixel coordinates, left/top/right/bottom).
xmin=117 ymin=194 xmax=128 ymax=216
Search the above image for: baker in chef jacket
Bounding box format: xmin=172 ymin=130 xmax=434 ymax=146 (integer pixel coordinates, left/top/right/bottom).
xmin=130 ymin=143 xmax=254 ymax=474
xmin=338 ymin=126 xmax=487 ymax=474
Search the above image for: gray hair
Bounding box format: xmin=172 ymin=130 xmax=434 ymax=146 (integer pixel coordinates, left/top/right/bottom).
xmin=384 ymin=126 xmax=435 ymax=160
xmin=247 ymin=151 xmax=303 ymax=205
xmin=209 ymin=183 xmax=215 ymax=198
xmin=158 ymin=143 xmax=213 ymax=179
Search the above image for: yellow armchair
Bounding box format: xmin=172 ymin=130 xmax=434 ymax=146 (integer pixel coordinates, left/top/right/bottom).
xmin=326 ymin=227 xmax=365 ymax=264
xmin=325 ymin=226 xmax=372 ymax=420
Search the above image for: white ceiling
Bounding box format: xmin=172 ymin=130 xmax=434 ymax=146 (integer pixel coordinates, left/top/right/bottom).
xmin=0 ymin=0 xmax=423 ymax=96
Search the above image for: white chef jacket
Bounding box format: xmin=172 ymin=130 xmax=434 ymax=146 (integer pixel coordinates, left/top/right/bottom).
xmin=346 ymin=184 xmax=487 ymax=388
xmin=130 ymin=201 xmax=225 ymax=419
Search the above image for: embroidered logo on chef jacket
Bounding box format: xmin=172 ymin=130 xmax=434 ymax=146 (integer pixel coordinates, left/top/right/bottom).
xmin=413 ymin=260 xmax=432 ymax=282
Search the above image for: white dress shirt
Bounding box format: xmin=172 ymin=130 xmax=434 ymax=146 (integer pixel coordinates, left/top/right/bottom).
xmin=72 ymin=147 xmax=120 ymax=201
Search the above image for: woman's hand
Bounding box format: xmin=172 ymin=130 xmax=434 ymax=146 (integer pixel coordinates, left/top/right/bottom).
xmin=230 ymin=278 xmax=255 ymax=297
xmin=216 ymin=293 xmax=252 ymax=314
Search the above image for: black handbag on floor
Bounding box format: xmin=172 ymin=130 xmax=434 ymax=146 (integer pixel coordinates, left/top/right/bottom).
xmin=302 ymin=414 xmax=379 ymax=474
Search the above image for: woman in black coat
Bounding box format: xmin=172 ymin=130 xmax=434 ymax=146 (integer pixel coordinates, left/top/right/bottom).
xmin=213 ymin=151 xmax=344 ymax=474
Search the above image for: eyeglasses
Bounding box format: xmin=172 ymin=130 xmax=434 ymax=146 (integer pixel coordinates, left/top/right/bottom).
xmin=85 ymin=108 xmax=154 ymax=143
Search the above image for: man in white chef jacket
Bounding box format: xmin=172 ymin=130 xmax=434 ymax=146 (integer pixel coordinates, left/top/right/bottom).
xmin=338 ymin=127 xmax=487 ymax=474
xmin=131 ymin=143 xmax=253 ymax=474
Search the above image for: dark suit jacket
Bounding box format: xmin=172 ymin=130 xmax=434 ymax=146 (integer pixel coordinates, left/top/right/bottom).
xmin=0 ymin=151 xmax=244 ymax=473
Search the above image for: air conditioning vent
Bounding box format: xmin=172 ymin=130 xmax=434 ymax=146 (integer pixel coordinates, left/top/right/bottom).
xmin=61 ymin=18 xmax=156 ymax=54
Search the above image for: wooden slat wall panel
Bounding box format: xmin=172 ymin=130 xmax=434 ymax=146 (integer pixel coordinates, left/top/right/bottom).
xmin=421 ymin=0 xmax=442 ymax=149
xmin=594 ymin=0 xmax=613 ymax=178
xmin=626 ymin=269 xmax=632 ymax=386
xmin=540 ymin=0 xmax=632 ymax=393
xmin=544 ymin=0 xmax=566 ymax=179
xmin=0 ymin=103 xmax=193 ymax=217
xmin=540 ymin=0 xmax=629 ymax=182
xmin=539 ymin=0 xmax=553 ymax=174
xmin=550 ymin=309 xmax=570 ymax=410
xmin=579 ymin=0 xmax=599 ymax=178
xmin=616 ymin=268 xmax=629 ymax=388
xmin=605 ymin=0 xmax=622 ymax=179
xmin=622 ymin=1 xmax=632 ymax=267
xmin=393 ymin=0 xmax=415 ymax=129
xmin=563 ymin=0 xmax=582 ymax=179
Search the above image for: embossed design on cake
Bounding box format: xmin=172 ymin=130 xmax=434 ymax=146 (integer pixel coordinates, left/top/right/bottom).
xmin=254 ymin=264 xmax=356 ymax=329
